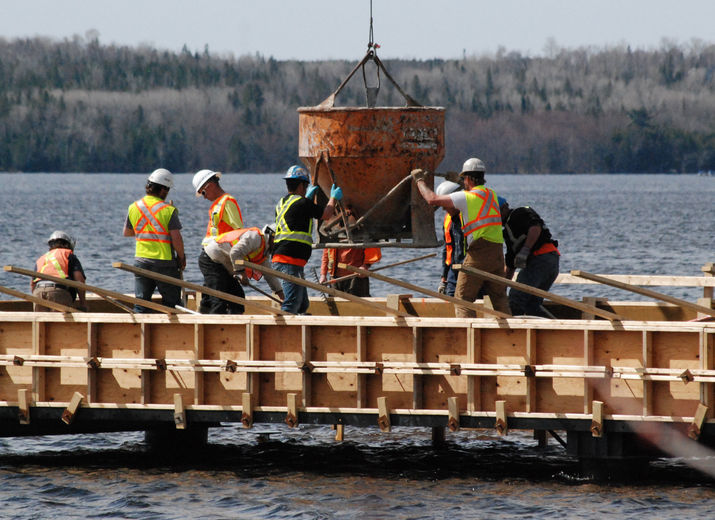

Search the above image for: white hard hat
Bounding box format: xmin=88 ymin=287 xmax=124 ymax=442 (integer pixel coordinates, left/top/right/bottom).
xmin=460 ymin=157 xmax=486 ymax=177
xmin=435 ymin=180 xmax=461 ymax=196
xmin=147 ymin=168 xmax=173 ymax=189
xmin=283 ymin=165 xmax=310 ymax=182
xmin=193 ymin=169 xmax=221 ymax=196
xmin=48 ymin=230 xmax=76 ymax=250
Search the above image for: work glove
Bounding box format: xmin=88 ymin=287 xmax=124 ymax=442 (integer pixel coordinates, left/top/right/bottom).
xmin=437 ymin=280 xmax=447 ymax=294
xmin=515 ymin=246 xmax=530 ymax=269
xmin=330 ymin=184 xmax=343 ymax=201
xmin=411 ymin=168 xmax=427 ymax=183
xmin=305 ymin=184 xmax=319 ymax=200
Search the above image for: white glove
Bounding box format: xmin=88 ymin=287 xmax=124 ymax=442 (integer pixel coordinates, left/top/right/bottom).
xmin=515 ymin=246 xmax=530 ymax=269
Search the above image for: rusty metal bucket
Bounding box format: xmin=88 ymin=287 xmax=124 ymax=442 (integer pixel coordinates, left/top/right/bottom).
xmin=298 ymin=105 xmax=444 ymax=248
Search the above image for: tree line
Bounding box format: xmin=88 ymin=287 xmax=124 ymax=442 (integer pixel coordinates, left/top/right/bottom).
xmin=0 ymin=35 xmax=713 ymax=174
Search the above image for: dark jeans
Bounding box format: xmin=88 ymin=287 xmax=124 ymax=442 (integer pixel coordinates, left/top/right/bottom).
xmin=509 ymin=251 xmax=560 ymax=316
xmin=335 ymin=276 xmax=370 ymax=297
xmin=134 ymin=260 xmax=182 ymax=313
xmin=272 ymin=261 xmax=309 ymax=314
xmin=198 ymin=250 xmax=245 ymax=314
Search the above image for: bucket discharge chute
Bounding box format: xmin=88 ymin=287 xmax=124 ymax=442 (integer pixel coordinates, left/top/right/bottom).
xmin=298 ymin=49 xmax=445 ymax=248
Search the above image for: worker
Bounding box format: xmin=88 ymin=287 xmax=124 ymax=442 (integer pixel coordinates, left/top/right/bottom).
xmin=499 ymin=198 xmax=560 ymax=316
xmin=434 ymin=180 xmax=465 ymax=296
xmin=193 ymin=169 xmax=245 ymax=314
xmin=272 ymin=165 xmax=341 ymax=314
xmin=123 ymin=168 xmax=186 ymax=312
xmin=319 ymin=247 xmax=382 ymax=296
xmin=202 ymin=225 xmax=284 ymax=301
xmin=31 ymin=231 xmax=87 ymax=311
xmin=411 ymin=158 xmax=510 ymax=317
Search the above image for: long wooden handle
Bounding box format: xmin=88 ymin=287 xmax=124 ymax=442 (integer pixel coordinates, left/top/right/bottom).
xmin=339 ymin=263 xmax=511 ymax=319
xmin=0 ymin=283 xmax=77 ymax=313
xmin=455 ymin=264 xmax=622 ymax=321
xmin=325 ymin=252 xmax=436 ymax=285
xmin=571 ymin=270 xmax=715 ymax=318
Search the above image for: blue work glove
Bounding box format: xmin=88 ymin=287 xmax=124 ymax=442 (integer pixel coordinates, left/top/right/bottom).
xmin=305 ymin=184 xmax=319 ymax=200
xmin=330 ymin=184 xmax=343 ymax=201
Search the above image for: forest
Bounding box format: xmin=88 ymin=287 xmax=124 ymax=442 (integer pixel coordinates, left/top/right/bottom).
xmin=0 ymin=35 xmax=713 ymax=174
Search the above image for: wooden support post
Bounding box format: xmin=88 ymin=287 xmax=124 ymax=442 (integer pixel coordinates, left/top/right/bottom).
xmin=534 ymin=429 xmax=547 ymax=448
xmin=697 ymin=297 xmax=714 ymax=320
xmin=702 ymin=262 xmax=714 ymax=300
xmin=334 ymin=424 xmax=344 ymax=442
xmin=643 ymin=331 xmax=654 ymax=417
xmin=377 ymin=396 xmax=391 ymax=432
xmin=583 ymin=330 xmax=594 ymax=414
xmin=495 ymin=400 xmax=507 ymax=435
xmin=447 ymin=396 xmax=460 ymax=432
xmin=467 ymin=328 xmax=481 ymax=412
xmin=412 ymin=326 xmax=423 ymax=409
xmin=17 ymin=389 xmax=30 ymax=425
xmin=526 ymin=329 xmax=537 ymax=413
xmin=86 ymin=323 xmax=98 ymax=403
xmin=591 ymin=400 xmax=604 ymax=437
xmin=432 ymin=426 xmax=445 ymax=447
xmin=702 ymin=330 xmax=714 ymax=412
xmin=32 ymin=322 xmax=46 ymax=403
xmin=285 ymin=393 xmax=298 ymax=428
xmin=174 ymin=393 xmax=186 ymax=430
xmin=356 ymin=326 xmax=367 ymax=409
xmin=688 ymin=403 xmax=708 ymax=440
xmin=241 ymin=392 xmax=253 ymax=428
xmin=301 ymin=326 xmax=311 ymax=408
xmin=61 ymin=391 xmax=84 ymax=425
xmin=140 ymin=323 xmax=151 ymax=405
xmin=248 ymin=323 xmax=259 ymax=405
xmin=581 ymin=297 xmax=608 ymax=320
xmin=194 ymin=324 xmax=204 ymax=406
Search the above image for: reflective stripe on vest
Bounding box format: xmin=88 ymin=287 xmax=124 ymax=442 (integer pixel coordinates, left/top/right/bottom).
xmin=34 ymin=248 xmax=72 ymax=283
xmin=205 ymin=194 xmax=243 ymax=238
xmin=461 ymin=186 xmax=503 ymax=244
xmin=275 ymin=194 xmax=313 ymax=245
xmin=129 ymin=196 xmax=175 ymax=260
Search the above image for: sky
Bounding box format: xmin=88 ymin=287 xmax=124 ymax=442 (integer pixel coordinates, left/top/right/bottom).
xmin=1 ymin=0 xmax=713 ymax=60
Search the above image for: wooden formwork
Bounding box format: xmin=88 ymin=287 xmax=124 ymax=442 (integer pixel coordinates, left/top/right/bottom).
xmin=0 ymin=311 xmax=713 ymax=444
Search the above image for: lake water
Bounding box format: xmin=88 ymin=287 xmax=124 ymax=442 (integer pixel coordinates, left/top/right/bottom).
xmin=0 ymin=173 xmax=714 ymax=519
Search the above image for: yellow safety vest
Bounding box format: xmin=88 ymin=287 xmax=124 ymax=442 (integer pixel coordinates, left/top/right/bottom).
xmin=274 ymin=194 xmax=313 ymax=246
xmin=461 ymin=186 xmax=503 ymax=246
xmin=128 ymin=195 xmax=176 ymax=260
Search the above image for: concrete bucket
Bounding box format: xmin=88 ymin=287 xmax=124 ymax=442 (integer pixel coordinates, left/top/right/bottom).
xmin=297 ymin=51 xmax=445 ymax=247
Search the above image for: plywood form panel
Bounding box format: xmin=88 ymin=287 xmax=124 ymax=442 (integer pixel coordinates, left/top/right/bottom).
xmin=259 ymin=325 xmax=303 ymax=407
xmin=44 ymin=322 xmax=87 ymax=402
xmin=422 ymin=327 xmax=468 ymax=410
xmin=653 ymin=331 xmax=701 ymax=416
xmin=203 ymin=324 xmax=249 ymax=405
xmin=96 ymin=323 xmax=141 ymax=404
xmin=0 ymin=322 xmax=33 ymax=400
xmin=366 ymin=327 xmax=414 ymax=410
xmin=480 ymin=328 xmax=527 ymax=412
xmin=592 ymin=330 xmax=643 ymax=416
xmin=311 ymin=326 xmax=358 ymax=408
xmin=534 ymin=329 xmax=584 ymax=413
xmin=148 ymin=324 xmax=195 ymax=405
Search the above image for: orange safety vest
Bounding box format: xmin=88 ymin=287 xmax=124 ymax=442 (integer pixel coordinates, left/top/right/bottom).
xmin=461 ymin=186 xmax=503 ymax=245
xmin=216 ymin=227 xmax=266 ymax=280
xmin=34 ymin=248 xmax=72 ymax=283
xmin=205 ymin=194 xmax=243 ymax=238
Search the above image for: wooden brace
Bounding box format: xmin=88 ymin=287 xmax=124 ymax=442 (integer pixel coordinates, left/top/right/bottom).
xmin=447 ymin=397 xmax=460 ymax=432
xmin=495 ymin=400 xmax=507 ymax=435
xmin=174 ymin=393 xmax=186 ymax=429
xmin=377 ymin=396 xmax=391 ymax=432
xmin=591 ymin=400 xmax=604 ymax=437
xmin=241 ymin=393 xmax=253 ymax=428
xmin=18 ymin=389 xmax=30 ymax=425
xmin=61 ymin=392 xmax=84 ymax=425
xmin=285 ymin=393 xmax=298 ymax=428
xmin=688 ymin=403 xmax=708 ymax=440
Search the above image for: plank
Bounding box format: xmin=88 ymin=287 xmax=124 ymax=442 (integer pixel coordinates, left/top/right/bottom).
xmin=555 ymin=273 xmax=715 ymax=288
xmin=325 ymin=253 xmax=436 ymax=286
xmin=339 ymin=264 xmax=511 ymax=319
xmin=4 ymin=265 xmax=179 ymax=314
xmin=112 ymin=262 xmax=287 ymax=316
xmin=571 ymin=270 xmax=715 ymax=318
xmin=0 ymin=284 xmax=77 ymax=313
xmin=236 ymin=260 xmax=411 ymax=318
xmin=457 ymin=264 xmax=622 ymax=321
